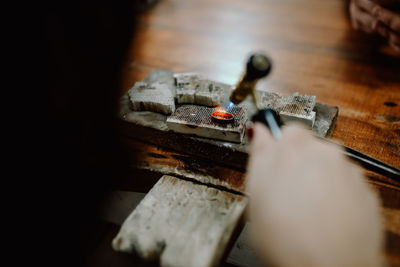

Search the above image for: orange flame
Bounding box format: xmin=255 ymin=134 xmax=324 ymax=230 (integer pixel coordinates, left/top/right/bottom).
xmin=214 ymin=105 xmax=226 ymax=113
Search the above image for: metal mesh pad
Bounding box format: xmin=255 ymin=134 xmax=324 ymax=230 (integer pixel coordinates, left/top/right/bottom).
xmin=279 ymin=94 xmax=315 ymax=117
xmin=166 ymin=105 xmax=247 ymax=143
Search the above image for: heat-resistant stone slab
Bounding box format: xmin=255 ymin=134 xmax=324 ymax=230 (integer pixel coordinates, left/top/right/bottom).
xmin=279 ymin=94 xmax=316 ymax=128
xmin=174 ymin=73 xmax=231 ymax=107
xmin=195 ymin=80 xmax=231 ymax=107
xmin=257 ymin=91 xmax=316 ymax=128
xmin=128 ymin=81 xmax=175 ymax=115
xmin=174 ymin=73 xmax=201 ymax=104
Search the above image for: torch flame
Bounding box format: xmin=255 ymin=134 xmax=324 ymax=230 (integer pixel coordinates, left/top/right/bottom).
xmin=214 ymin=105 xmax=226 ymax=113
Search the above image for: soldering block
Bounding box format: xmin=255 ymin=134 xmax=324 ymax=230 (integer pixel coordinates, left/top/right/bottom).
xmin=258 ymin=91 xmax=286 ymax=110
xmin=175 ymin=73 xmax=232 ymax=107
xmin=278 ymin=94 xmax=316 ymax=128
xmin=128 ymin=81 xmax=175 ymax=115
xmin=279 ymin=110 xmax=316 ymax=128
xmin=195 ymin=80 xmax=231 ymax=107
xmin=166 ymin=105 xmax=247 ymax=143
xmin=174 ymin=73 xmax=201 ymax=104
xmin=258 ymin=91 xmax=316 ymax=128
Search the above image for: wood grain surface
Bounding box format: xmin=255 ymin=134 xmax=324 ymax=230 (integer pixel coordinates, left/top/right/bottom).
xmin=121 ymin=0 xmax=400 ymax=265
xmin=124 ymin=138 xmax=246 ymax=193
xmin=122 ymin=0 xmax=400 ymax=167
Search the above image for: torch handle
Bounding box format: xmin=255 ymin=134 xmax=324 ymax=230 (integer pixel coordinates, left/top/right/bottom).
xmin=251 ymin=109 xmax=282 ymax=139
xmin=251 ymin=109 xmax=400 ymax=180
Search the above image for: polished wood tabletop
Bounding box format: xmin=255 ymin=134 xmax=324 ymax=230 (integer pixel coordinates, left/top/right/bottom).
xmin=122 ymin=0 xmax=400 ymax=265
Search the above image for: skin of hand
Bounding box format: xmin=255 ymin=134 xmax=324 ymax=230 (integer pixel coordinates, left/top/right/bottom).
xmin=349 ymin=0 xmax=400 ymax=51
xmin=246 ymin=123 xmax=384 ymax=267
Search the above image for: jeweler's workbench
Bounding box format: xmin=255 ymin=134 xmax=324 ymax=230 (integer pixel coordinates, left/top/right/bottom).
xmin=118 ymin=69 xmax=339 ymax=191
xmin=101 ymin=0 xmax=400 ymax=266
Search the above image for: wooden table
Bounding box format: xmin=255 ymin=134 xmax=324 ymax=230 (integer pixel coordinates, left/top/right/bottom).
xmin=119 ymin=0 xmax=400 ymax=265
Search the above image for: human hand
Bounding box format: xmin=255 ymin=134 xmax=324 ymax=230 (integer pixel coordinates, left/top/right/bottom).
xmin=350 ymin=0 xmax=400 ymax=51
xmin=246 ymin=123 xmax=383 ymax=267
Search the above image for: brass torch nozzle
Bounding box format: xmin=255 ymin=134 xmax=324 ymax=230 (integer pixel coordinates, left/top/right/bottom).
xmin=229 ymin=54 xmax=272 ymax=108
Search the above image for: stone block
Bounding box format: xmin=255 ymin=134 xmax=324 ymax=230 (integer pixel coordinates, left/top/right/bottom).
xmin=128 ymin=81 xmax=175 ymax=115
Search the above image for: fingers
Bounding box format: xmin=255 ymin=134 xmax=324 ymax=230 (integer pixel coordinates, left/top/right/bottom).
xmin=279 ymin=123 xmax=315 ymax=146
xmin=350 ymin=1 xmax=360 ymax=29
xmin=356 ymin=0 xmax=400 ymax=33
xmin=354 ymin=0 xmax=377 ymax=13
xmin=250 ymin=122 xmax=313 ymax=156
xmin=388 ymin=37 xmax=400 ymax=51
xmin=250 ymin=123 xmax=275 ymax=156
xmin=250 ymin=122 xmax=316 ymax=153
xmin=376 ymin=23 xmax=400 ymax=50
xmin=351 ymin=0 xmax=400 ymax=51
xmin=350 ymin=0 xmax=379 ymax=33
xmin=377 ymin=9 xmax=400 ymax=33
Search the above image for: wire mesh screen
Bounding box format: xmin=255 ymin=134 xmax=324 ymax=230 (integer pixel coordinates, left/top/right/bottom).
xmin=167 ymin=105 xmax=246 ymax=130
